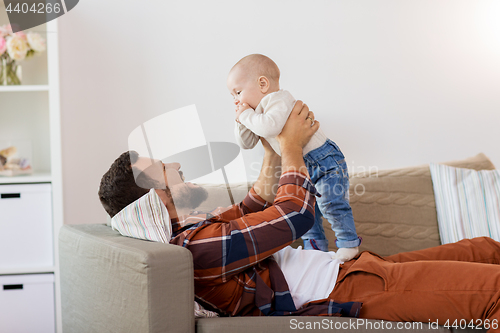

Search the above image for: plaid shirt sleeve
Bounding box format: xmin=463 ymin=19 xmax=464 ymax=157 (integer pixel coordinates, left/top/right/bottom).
xmin=173 ymin=171 xmax=318 ymax=285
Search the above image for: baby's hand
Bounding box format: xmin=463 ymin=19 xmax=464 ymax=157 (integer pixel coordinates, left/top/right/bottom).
xmin=235 ymin=103 xmax=253 ymax=123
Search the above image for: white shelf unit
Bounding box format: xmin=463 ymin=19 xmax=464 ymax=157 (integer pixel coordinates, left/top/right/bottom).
xmin=0 ymin=19 xmax=63 ymax=333
xmin=0 ymin=85 xmax=50 ymax=92
xmin=0 ymin=172 xmax=52 ymax=184
xmin=0 ymin=266 xmax=56 ymax=275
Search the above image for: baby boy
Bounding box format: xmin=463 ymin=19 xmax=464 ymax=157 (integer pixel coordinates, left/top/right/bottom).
xmin=227 ymin=54 xmax=361 ymax=261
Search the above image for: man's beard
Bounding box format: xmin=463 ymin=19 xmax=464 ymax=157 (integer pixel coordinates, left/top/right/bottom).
xmin=167 ymin=184 xmax=208 ymax=210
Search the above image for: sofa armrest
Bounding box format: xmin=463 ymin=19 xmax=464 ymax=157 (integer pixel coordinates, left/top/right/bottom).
xmin=59 ymin=224 xmax=194 ymax=333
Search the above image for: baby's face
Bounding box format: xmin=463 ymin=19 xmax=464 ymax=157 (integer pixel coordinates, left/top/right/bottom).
xmin=227 ymin=68 xmax=265 ymax=110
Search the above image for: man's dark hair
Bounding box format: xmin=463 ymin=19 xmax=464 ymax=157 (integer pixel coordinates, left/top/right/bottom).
xmin=98 ymin=151 xmax=163 ymax=217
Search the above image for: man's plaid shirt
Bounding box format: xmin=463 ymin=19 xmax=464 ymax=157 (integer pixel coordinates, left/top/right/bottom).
xmin=170 ymin=171 xmax=361 ymax=317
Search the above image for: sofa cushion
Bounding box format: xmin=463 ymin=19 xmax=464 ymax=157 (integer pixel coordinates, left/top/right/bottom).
xmin=430 ymin=164 xmax=500 ymax=244
xmin=326 ymin=153 xmax=496 ymax=256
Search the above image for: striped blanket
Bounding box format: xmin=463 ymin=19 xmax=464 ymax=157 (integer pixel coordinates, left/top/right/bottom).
xmin=430 ymin=163 xmax=500 ymax=244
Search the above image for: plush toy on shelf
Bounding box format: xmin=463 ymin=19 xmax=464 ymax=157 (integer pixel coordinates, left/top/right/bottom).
xmin=0 ymin=145 xmax=32 ymax=176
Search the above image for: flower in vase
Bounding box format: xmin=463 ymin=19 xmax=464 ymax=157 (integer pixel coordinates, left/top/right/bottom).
xmin=15 ymin=31 xmax=27 ymax=40
xmin=0 ymin=37 xmax=6 ymax=56
xmin=6 ymin=35 xmax=29 ymax=61
xmin=0 ymin=24 xmax=12 ymax=37
xmin=27 ymin=32 xmax=46 ymax=53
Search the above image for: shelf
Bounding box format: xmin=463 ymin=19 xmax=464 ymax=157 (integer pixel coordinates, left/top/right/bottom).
xmin=0 ymin=172 xmax=52 ymax=184
xmin=0 ymin=19 xmax=62 ymax=332
xmin=0 ymin=266 xmax=55 ymax=275
xmin=0 ymin=85 xmax=50 ymax=92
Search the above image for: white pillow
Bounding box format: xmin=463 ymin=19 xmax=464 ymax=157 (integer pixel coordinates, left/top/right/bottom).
xmin=430 ymin=163 xmax=500 ymax=244
xmin=110 ymin=188 xmax=219 ymax=318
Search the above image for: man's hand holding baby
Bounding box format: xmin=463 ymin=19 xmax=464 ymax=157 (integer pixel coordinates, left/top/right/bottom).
xmin=235 ymin=103 xmax=253 ymax=123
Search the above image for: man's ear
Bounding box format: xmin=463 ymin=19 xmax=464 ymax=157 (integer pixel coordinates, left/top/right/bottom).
xmin=258 ymin=76 xmax=270 ymax=94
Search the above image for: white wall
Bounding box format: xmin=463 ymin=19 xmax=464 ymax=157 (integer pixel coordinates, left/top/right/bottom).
xmin=57 ymin=0 xmax=500 ymax=225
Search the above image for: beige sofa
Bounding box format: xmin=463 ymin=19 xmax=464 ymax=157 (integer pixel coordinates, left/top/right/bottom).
xmin=59 ymin=153 xmax=495 ymax=333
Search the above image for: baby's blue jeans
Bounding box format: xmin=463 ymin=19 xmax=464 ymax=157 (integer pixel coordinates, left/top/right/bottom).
xmin=302 ymin=139 xmax=361 ymax=251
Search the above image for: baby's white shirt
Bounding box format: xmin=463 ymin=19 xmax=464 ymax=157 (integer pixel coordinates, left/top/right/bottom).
xmin=234 ymin=90 xmax=327 ymax=156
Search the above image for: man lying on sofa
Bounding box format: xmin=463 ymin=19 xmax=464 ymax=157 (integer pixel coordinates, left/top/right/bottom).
xmin=98 ymin=101 xmax=500 ymax=327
